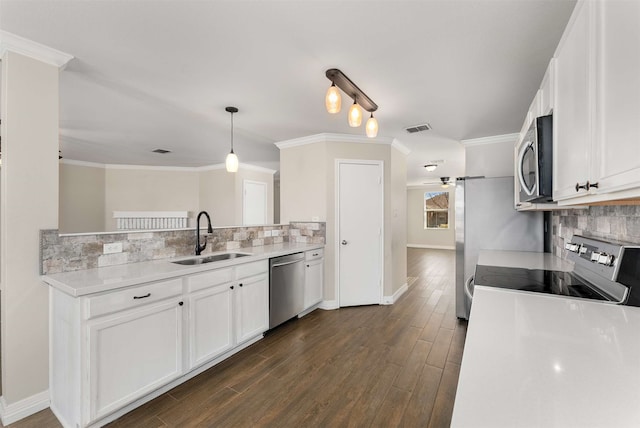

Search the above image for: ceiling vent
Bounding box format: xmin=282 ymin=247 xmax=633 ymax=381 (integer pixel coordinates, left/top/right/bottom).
xmin=152 ymin=149 xmax=171 ymax=154
xmin=405 ymin=123 xmax=432 ymax=134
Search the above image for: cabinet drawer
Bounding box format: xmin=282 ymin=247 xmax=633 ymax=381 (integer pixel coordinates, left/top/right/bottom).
xmin=186 ymin=268 xmax=234 ymax=293
xmin=305 ymin=248 xmax=324 ymax=261
xmin=86 ymin=278 xmax=183 ymax=320
xmin=236 ymin=260 xmax=268 ymax=279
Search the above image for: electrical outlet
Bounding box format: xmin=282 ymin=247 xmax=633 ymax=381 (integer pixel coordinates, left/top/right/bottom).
xmin=263 ymin=230 xmax=272 ymax=237
xmin=103 ymin=242 xmax=123 ymax=254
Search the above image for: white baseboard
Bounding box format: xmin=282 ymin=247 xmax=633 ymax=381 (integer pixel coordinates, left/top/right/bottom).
xmin=319 ymin=299 xmax=339 ymax=310
xmin=382 ymin=282 xmax=408 ymax=305
xmin=0 ymin=390 xmax=50 ymax=426
xmin=407 ymin=244 xmax=455 ymax=250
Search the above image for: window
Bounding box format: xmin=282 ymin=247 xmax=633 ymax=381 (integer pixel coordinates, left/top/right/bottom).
xmin=424 ymin=191 xmax=449 ymax=229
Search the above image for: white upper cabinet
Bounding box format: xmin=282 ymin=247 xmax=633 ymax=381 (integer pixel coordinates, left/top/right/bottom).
xmin=553 ymin=0 xmax=595 ymax=202
xmin=554 ymin=0 xmax=640 ymax=204
xmin=540 ymin=59 xmax=555 ymax=116
xmin=592 ymin=0 xmax=640 ymax=195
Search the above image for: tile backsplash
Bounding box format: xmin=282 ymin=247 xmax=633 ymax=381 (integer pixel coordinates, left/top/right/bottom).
xmin=551 ymin=205 xmax=640 ymax=257
xmin=41 ymin=222 xmax=325 ymax=275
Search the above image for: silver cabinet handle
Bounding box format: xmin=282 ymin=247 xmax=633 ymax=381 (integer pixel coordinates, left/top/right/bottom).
xmin=341 ymin=240 xmax=348 ymax=245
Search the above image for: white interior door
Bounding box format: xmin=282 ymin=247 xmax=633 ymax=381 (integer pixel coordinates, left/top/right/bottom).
xmin=243 ymin=180 xmax=267 ymax=225
xmin=337 ymin=161 xmax=383 ymax=306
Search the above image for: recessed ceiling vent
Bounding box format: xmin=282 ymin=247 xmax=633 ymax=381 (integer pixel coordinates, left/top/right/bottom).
xmin=152 ymin=149 xmax=171 ymax=154
xmin=405 ymin=123 xmax=432 ymax=134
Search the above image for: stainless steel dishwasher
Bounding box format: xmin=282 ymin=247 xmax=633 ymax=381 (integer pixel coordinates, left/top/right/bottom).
xmin=269 ymin=252 xmax=305 ymax=329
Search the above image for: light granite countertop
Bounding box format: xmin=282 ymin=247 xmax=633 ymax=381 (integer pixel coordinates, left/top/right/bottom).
xmin=42 ymin=242 xmax=324 ymax=297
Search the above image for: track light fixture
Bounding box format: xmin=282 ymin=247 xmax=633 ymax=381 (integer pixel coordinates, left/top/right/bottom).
xmin=225 ymin=106 xmax=239 ymax=173
xmin=325 ymin=68 xmax=379 ymax=138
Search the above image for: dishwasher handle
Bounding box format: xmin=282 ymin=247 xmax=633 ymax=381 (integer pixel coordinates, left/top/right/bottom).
xmin=271 ymin=259 xmax=303 ymax=268
xmin=464 ymin=275 xmax=474 ymax=301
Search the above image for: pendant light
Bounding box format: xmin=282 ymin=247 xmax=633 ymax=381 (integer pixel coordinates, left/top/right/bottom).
xmin=225 ymin=106 xmax=239 ymax=173
xmin=365 ymin=113 xmax=378 ymax=138
xmin=325 ymin=82 xmax=341 ymax=114
xmin=348 ymin=97 xmax=362 ymax=127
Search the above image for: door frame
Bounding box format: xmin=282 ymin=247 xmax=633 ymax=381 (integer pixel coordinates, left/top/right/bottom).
xmin=242 ymin=179 xmax=267 ymax=225
xmin=334 ymin=159 xmax=385 ymax=307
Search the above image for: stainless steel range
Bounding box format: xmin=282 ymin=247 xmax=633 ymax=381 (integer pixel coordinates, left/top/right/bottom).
xmin=467 ymin=235 xmax=640 ymax=315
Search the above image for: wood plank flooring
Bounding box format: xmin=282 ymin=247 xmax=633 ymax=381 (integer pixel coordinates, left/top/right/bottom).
xmin=6 ymin=248 xmax=466 ymax=428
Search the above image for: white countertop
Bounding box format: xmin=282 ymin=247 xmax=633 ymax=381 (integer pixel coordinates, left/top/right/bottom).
xmin=42 ymin=242 xmax=323 ymax=297
xmin=477 ymin=249 xmax=574 ymax=272
xmin=451 ymin=286 xmax=640 ymax=428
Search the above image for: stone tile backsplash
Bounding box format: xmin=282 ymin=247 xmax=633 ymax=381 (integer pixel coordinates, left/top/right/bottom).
xmin=41 ymin=222 xmax=325 ymax=275
xmin=551 ymin=205 xmax=640 ymax=258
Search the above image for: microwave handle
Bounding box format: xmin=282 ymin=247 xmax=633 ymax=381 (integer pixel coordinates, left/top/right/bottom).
xmin=518 ymin=141 xmax=537 ymax=197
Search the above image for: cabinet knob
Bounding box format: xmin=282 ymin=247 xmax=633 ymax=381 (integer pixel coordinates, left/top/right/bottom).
xmin=306 ymin=264 xmax=310 ymax=267
xmin=575 ymin=182 xmax=588 ymax=192
xmin=239 ymin=283 xmax=243 ymax=287
xmin=230 ymin=285 xmax=234 ymax=290
xmin=178 ymin=301 xmax=184 ymax=306
xmin=587 ymin=181 xmax=599 ymax=190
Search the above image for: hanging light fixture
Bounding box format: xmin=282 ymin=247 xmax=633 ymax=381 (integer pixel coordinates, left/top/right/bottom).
xmin=366 ymin=113 xmax=378 ymax=138
xmin=225 ymin=106 xmax=239 ymax=173
xmin=325 ymin=82 xmax=341 ymax=114
xmin=325 ymin=69 xmax=379 ymax=136
xmin=424 ymin=164 xmax=438 ymax=172
xmin=348 ymin=97 xmax=362 ymax=127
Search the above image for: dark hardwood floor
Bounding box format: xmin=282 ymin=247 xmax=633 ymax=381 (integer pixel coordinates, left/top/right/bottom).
xmin=6 ymin=248 xmax=466 ymax=428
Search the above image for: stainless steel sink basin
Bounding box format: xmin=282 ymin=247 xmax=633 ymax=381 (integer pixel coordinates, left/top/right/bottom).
xmin=172 ymin=253 xmax=249 ymax=265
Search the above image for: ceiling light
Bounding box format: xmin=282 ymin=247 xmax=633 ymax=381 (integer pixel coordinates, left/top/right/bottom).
xmin=348 ymin=98 xmax=362 ymax=127
xmin=424 ymin=164 xmax=438 ymax=172
xmin=225 ymin=106 xmax=239 ymax=173
xmin=325 ymin=82 xmax=341 ymax=114
xmin=325 ymin=68 xmax=378 ymax=135
xmin=366 ymin=113 xmax=378 ymax=138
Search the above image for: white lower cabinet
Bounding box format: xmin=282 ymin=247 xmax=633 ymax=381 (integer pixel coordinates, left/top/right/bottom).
xmin=50 ymin=259 xmax=270 ymax=428
xmin=88 ymin=297 xmax=184 ymax=422
xmin=304 ymin=249 xmax=324 ymax=310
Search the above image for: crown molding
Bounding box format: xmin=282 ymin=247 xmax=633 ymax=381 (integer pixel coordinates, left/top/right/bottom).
xmin=460 ymin=133 xmax=520 ymax=147
xmin=391 ymin=139 xmax=411 ymax=155
xmin=0 ymin=31 xmax=73 ymax=70
xmin=275 ymin=133 xmax=394 ymax=149
xmin=61 ymin=159 xmax=276 ymax=174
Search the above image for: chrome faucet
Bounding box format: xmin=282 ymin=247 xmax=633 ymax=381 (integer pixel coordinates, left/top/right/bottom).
xmin=195 ymin=211 xmax=213 ymax=255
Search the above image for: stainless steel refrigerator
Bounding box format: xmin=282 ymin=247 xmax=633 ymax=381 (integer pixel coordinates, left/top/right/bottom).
xmin=455 ymin=176 xmax=543 ymax=319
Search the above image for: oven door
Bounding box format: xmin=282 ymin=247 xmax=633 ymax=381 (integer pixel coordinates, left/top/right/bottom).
xmin=518 ymin=130 xmax=540 ymax=202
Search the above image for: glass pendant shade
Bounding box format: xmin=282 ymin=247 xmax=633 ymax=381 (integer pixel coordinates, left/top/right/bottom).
xmin=226 ymin=151 xmax=239 ymax=173
xmin=325 ymin=83 xmax=341 ymax=113
xmin=366 ymin=114 xmax=378 ymax=138
xmin=348 ymin=101 xmax=362 ymax=127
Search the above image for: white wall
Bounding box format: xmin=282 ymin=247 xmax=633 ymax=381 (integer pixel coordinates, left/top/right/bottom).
xmin=59 ymin=162 xmax=106 ymax=233
xmin=407 ymin=186 xmax=456 ymax=249
xmin=1 ymin=51 xmax=59 ymax=407
xmin=464 ymin=139 xmax=516 ymax=178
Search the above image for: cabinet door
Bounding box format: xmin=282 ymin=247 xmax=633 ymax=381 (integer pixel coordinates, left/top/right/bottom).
xmin=187 ymin=283 xmax=234 ymax=370
xmin=592 ymin=0 xmax=640 ymax=194
xmin=87 ymin=298 xmax=183 ymax=422
xmin=236 ymin=274 xmax=269 ymax=344
xmin=553 ymin=1 xmax=595 ymax=201
xmin=304 ymin=259 xmax=324 ymax=309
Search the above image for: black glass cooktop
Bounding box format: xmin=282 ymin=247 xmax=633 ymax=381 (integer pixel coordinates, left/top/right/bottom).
xmin=473 ymin=265 xmax=611 ymax=301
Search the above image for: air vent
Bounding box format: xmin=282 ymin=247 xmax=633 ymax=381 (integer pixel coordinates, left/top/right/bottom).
xmin=405 ymin=123 xmax=432 ymax=134
xmin=152 ymin=149 xmax=171 ymax=154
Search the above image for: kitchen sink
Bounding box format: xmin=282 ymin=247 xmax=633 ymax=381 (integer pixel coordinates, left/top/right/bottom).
xmin=172 ymin=253 xmax=250 ymax=265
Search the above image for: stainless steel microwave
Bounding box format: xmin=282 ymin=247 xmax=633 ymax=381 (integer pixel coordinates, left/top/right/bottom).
xmin=517 ymin=115 xmax=553 ymax=203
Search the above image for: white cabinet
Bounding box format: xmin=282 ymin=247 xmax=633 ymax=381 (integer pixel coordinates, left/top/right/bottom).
xmin=187 ymin=282 xmax=234 ymax=369
xmin=303 ymin=249 xmax=324 ymax=309
xmin=553 ymin=0 xmax=595 ymax=202
xmin=553 ymin=0 xmax=640 ymax=204
xmin=88 ymin=297 xmax=184 ymax=421
xmin=235 ymin=272 xmax=269 ymax=343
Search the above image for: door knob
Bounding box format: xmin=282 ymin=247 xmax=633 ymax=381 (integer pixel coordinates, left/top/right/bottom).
xmin=341 ymin=240 xmax=348 ymax=245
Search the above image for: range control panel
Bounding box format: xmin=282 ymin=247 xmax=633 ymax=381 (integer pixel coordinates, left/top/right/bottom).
xmin=565 ymin=235 xmax=637 ymax=282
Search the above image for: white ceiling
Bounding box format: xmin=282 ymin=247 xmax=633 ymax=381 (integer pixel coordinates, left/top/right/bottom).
xmin=0 ymin=0 xmax=575 ymax=186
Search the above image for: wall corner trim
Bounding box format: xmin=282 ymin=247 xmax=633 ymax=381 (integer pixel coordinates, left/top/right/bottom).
xmin=460 ymin=132 xmax=520 ymax=147
xmin=0 ymin=31 xmax=73 ymax=69
xmin=382 ymin=282 xmax=408 ymax=305
xmin=0 ymin=391 xmax=50 ymax=426
xmin=391 ymin=139 xmax=411 ymax=155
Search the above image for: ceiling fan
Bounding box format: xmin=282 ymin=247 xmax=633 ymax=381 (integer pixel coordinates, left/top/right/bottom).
xmin=422 ymin=177 xmax=456 ymax=188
